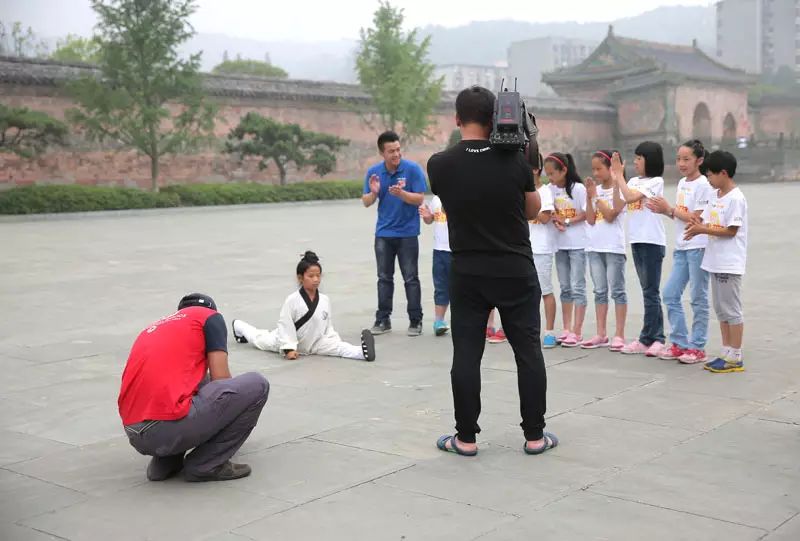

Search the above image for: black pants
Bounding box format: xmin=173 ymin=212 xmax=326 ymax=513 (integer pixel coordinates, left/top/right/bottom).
xmin=449 ymin=270 xmax=547 ymax=443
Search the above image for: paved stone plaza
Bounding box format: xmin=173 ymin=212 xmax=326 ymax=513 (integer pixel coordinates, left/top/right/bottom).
xmin=0 ymin=183 xmax=798 ymax=541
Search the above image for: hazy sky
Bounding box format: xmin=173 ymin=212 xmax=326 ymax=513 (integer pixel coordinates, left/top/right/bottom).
xmin=3 ymin=0 xmax=713 ymax=41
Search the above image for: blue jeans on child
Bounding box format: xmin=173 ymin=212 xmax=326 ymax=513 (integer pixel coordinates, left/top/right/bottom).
xmin=374 ymin=236 xmax=422 ymax=323
xmin=432 ymin=249 xmax=452 ymax=307
xmin=588 ymin=252 xmax=627 ymax=305
xmin=662 ymin=248 xmax=709 ymax=350
xmin=555 ymin=249 xmax=587 ymax=306
xmin=631 ymin=243 xmax=665 ymax=346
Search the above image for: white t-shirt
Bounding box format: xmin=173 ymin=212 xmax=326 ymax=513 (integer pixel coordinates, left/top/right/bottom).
xmin=529 ymin=185 xmax=557 ymax=255
xmin=428 ymin=196 xmax=450 ymax=252
xmin=701 ymin=187 xmax=748 ymax=275
xmin=551 ymin=182 xmax=588 ymax=250
xmin=674 ymin=175 xmax=712 ymax=250
xmin=587 ymin=185 xmax=626 ymax=254
xmin=626 ymin=176 xmax=666 ymax=246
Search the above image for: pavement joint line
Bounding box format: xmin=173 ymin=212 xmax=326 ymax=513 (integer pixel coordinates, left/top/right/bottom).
xmin=375 ymin=476 xmax=524 ymax=519
xmin=587 ymin=489 xmax=771 ymax=533
xmin=1 ymin=466 xmax=91 ymax=496
xmin=14 ymin=524 xmax=73 ymax=541
xmin=232 ymin=463 xmax=417 ymax=531
xmin=304 ymin=435 xmax=422 ymax=461
xmin=753 ymin=416 xmax=799 ymax=426
xmin=766 ymin=510 xmax=800 ymax=537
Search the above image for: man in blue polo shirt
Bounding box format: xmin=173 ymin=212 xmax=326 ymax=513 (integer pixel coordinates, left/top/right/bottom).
xmin=362 ymin=131 xmax=427 ymax=336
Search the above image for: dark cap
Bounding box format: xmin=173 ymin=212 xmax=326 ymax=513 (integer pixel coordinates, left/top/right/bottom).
xmin=177 ymin=293 xmax=217 ymax=311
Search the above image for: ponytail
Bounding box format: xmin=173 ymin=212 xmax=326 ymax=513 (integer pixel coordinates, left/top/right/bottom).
xmin=681 ymin=139 xmax=709 ymax=176
xmin=545 ymin=152 xmax=582 ymax=198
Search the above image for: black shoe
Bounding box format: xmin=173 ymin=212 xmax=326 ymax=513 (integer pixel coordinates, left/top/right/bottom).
xmin=408 ymin=320 xmax=423 ymax=337
xmin=370 ymin=320 xmax=392 ymax=335
xmin=185 ymin=461 xmax=252 ymax=482
xmin=361 ymin=329 xmax=376 ymax=362
xmin=231 ymin=319 xmax=248 ymax=344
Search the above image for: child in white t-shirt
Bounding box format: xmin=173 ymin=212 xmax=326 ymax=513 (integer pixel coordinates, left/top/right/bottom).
xmin=647 ymin=140 xmax=713 ymax=364
xmin=544 ymin=152 xmax=588 ymax=348
xmin=420 ymin=196 xmax=451 ymax=337
xmin=529 ymin=157 xmax=558 ymax=348
xmin=613 ymin=143 xmax=667 ymax=357
xmin=684 ymin=151 xmax=747 ymax=373
xmin=583 ymin=150 xmax=627 ymax=351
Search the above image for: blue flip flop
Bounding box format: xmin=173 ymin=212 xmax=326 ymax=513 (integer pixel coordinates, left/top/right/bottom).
xmin=436 ymin=435 xmax=478 ymax=457
xmin=523 ymin=432 xmax=559 ymax=455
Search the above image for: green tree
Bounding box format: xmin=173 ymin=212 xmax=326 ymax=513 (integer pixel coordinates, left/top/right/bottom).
xmin=447 ymin=128 xmax=461 ymax=148
xmin=66 ymin=0 xmax=216 ymax=191
xmin=0 ymin=104 xmax=68 ymax=158
xmin=211 ymin=58 xmax=288 ymax=78
xmin=51 ymin=34 xmax=102 ymax=63
xmin=355 ymin=1 xmax=442 ymax=141
xmin=225 ymin=112 xmax=349 ymax=185
xmin=0 ymin=21 xmax=49 ymax=57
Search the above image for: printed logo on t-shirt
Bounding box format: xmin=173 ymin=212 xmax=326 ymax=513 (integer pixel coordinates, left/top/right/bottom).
xmin=433 ymin=209 xmax=447 ymax=223
xmin=708 ymin=207 xmax=724 ymax=230
xmin=595 ymin=209 xmax=605 ymax=222
xmin=627 ymin=200 xmax=643 ymax=211
xmin=145 ymin=311 xmax=187 ymax=334
xmin=555 ymin=196 xmax=577 ymax=219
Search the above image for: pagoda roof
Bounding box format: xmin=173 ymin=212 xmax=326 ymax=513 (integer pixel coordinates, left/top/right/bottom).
xmin=543 ymin=27 xmax=753 ymax=87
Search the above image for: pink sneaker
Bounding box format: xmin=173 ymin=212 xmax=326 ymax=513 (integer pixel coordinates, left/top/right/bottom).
xmin=556 ymin=330 xmax=570 ymax=345
xmin=609 ymin=336 xmax=626 ymax=352
xmin=621 ymin=340 xmax=648 ymax=355
xmin=645 ymin=342 xmax=666 ymax=358
xmin=659 ymin=344 xmax=686 ymax=360
xmin=580 ymin=335 xmax=609 ymax=349
xmin=679 ymin=349 xmax=708 ymax=364
xmin=561 ymin=332 xmax=582 ymax=348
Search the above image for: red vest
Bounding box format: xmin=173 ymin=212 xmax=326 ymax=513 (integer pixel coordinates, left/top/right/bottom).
xmin=118 ymin=306 xmax=215 ymax=425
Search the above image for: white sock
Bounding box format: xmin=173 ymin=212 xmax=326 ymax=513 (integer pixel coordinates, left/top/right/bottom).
xmin=721 ymin=346 xmax=732 ymax=359
xmin=730 ymin=348 xmax=742 ymax=362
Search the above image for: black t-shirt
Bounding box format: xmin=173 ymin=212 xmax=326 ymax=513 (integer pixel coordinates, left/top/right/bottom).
xmin=428 ymin=139 xmax=535 ymax=277
xmin=203 ymin=313 xmax=228 ymax=353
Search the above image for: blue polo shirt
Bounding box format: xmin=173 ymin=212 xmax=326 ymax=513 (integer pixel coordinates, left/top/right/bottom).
xmin=363 ymin=159 xmax=428 ymax=238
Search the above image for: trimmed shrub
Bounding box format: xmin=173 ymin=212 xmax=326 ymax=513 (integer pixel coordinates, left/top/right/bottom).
xmin=0 ymin=180 xmax=363 ymax=215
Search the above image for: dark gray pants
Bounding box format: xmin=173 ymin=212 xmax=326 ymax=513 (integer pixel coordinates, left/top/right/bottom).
xmin=124 ymin=372 xmax=269 ymax=477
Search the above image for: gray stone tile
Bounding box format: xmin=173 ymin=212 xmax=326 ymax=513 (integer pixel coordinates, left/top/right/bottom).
xmin=543 ymin=362 xmax=658 ymax=398
xmin=0 ymin=430 xmax=74 ymax=467
xmin=377 ymin=446 xmax=608 ymax=516
xmin=676 ymin=416 xmax=800 ymax=469
xmin=755 ymin=394 xmax=800 ymax=425
xmin=7 ymin=401 xmax=124 ymax=446
xmin=233 ymin=438 xmax=413 ymax=504
xmin=0 ymin=523 xmax=64 ymax=541
xmin=8 ymin=437 xmax=147 ymax=496
xmin=577 ymin=382 xmax=760 ymax=432
xmin=477 ymin=491 xmax=765 ymax=541
xmin=765 ymin=512 xmax=800 ymax=540
xmin=0 ymin=354 xmax=122 ymax=395
xmin=0 ymin=469 xmax=86 ymax=523
xmin=234 ymin=481 xmax=517 ymax=541
xmin=591 ymin=450 xmax=800 ymax=530
xmin=20 ymin=483 xmax=290 ymax=541
xmin=658 ymin=369 xmax=798 ymax=403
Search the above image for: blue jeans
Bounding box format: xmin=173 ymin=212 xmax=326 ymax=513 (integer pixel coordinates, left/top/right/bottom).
xmin=432 ymin=249 xmax=452 ymax=307
xmin=631 ymin=243 xmax=665 ymax=346
xmin=588 ymin=252 xmax=627 ymax=305
xmin=375 ymin=236 xmax=422 ymax=323
xmin=663 ymin=248 xmax=709 ymax=350
xmin=555 ymin=249 xmax=587 ymax=306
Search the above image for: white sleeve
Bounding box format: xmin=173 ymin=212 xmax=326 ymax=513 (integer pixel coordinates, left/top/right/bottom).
xmin=631 ymin=178 xmax=659 ymax=199
xmin=540 ymin=188 xmax=554 ymax=212
xmin=575 ymin=183 xmax=587 ymax=212
xmin=725 ymin=196 xmax=746 ymax=228
xmin=276 ymin=296 xmax=299 ymax=351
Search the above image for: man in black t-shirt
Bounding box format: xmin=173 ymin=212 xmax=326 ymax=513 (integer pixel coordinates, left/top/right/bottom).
xmin=427 ymin=86 xmax=557 ymax=457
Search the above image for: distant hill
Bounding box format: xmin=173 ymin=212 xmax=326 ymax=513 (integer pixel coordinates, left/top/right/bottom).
xmin=185 ymin=5 xmax=716 ymax=82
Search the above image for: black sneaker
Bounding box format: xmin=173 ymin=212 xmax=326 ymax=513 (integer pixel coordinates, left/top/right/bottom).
xmin=408 ymin=320 xmax=423 ymax=336
xmin=370 ymin=320 xmax=392 ymax=335
xmin=185 ymin=461 xmax=252 ymax=482
xmin=231 ymin=319 xmax=248 ymax=344
xmin=361 ymin=329 xmax=376 ymax=362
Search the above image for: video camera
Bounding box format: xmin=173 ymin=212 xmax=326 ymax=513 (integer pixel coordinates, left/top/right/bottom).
xmin=490 ymin=80 xmax=539 ymax=161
